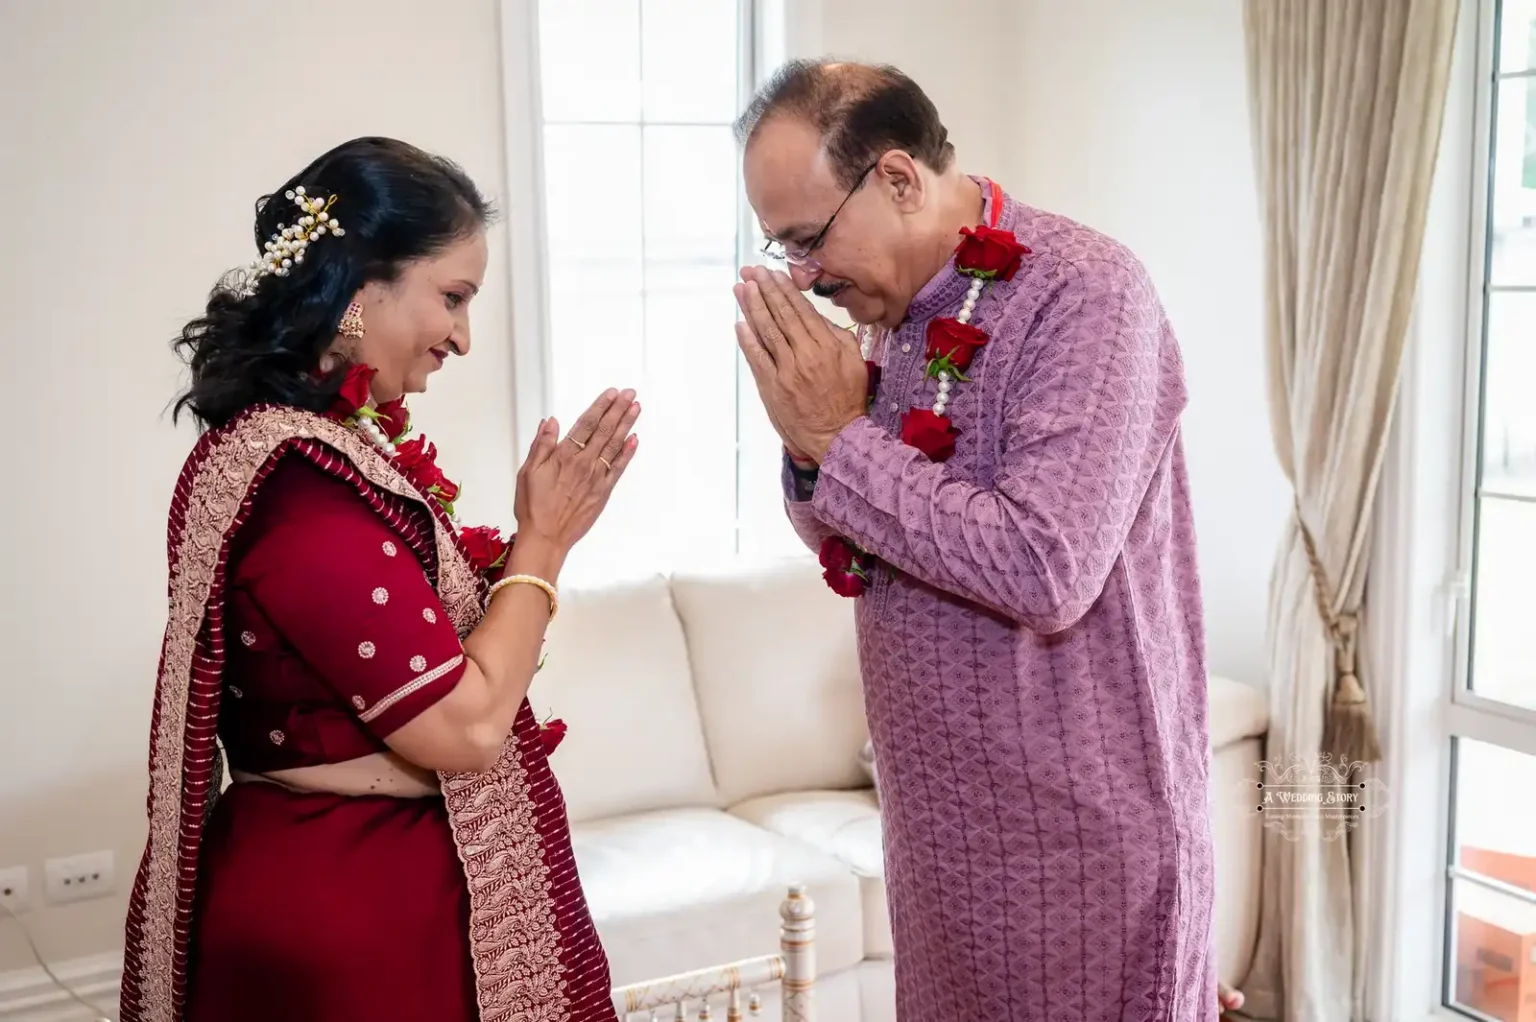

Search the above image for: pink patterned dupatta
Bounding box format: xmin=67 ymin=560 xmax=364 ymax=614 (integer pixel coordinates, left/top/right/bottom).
xmin=120 ymin=405 xmax=613 ymax=1022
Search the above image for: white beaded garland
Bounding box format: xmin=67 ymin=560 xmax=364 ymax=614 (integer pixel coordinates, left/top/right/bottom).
xmin=351 ymin=404 xmax=461 ymax=525
xmin=358 ymin=414 xmax=395 ymax=458
xmin=955 ymin=278 xmax=985 ymax=326
xmin=935 ymin=280 xmax=986 ymax=415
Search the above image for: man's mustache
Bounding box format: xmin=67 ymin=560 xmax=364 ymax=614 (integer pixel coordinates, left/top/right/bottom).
xmin=811 ymin=279 xmax=848 ymax=299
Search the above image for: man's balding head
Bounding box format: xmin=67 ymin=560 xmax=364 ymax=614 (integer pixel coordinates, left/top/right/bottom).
xmin=734 ymin=60 xmax=955 ymax=190
xmin=737 ymin=59 xmax=977 ymax=328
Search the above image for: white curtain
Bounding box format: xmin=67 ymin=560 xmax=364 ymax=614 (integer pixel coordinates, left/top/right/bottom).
xmin=1239 ymin=1 xmax=1460 ymax=1019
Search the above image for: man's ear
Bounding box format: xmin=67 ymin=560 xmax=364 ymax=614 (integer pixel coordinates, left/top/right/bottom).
xmin=877 ymin=151 xmax=926 ymax=213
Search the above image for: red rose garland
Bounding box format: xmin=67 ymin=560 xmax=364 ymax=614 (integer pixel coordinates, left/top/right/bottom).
xmin=330 ymin=365 xmax=566 ymax=748
xmin=896 ymin=224 xmax=1029 ymax=462
xmin=820 ymin=216 xmax=1030 ymax=597
xmin=330 ymin=366 xmax=505 ymax=571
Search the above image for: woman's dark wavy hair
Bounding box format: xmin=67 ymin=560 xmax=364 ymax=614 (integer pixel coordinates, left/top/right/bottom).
xmin=172 ymin=136 xmax=494 ymax=430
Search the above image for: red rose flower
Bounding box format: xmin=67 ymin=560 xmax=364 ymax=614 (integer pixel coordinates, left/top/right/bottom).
xmin=393 ymin=435 xmax=436 ymax=472
xmin=330 ymin=364 xmax=377 ymax=419
xmin=819 ymin=535 xmax=854 ymax=572
xmin=819 ymin=536 xmax=869 ymax=597
xmin=955 ymin=225 xmax=1030 ymax=281
xmin=866 ymin=360 xmax=882 ymax=399
xmin=394 ymin=435 xmax=457 ymax=506
xmin=925 ymin=318 xmax=989 ymax=372
xmin=539 ymin=718 xmax=568 ymax=755
xmin=375 ymin=398 xmax=410 ymax=442
xmin=460 ymin=525 xmax=509 ymax=573
xmin=901 ymin=408 xmax=961 ymax=462
xmin=824 ymin=565 xmax=867 ymax=598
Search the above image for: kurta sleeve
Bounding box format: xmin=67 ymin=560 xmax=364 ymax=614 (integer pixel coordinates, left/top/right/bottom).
xmin=781 ymin=451 xmax=836 ymax=552
xmin=234 ymin=458 xmax=469 ymax=738
xmin=810 ymin=257 xmax=1186 ymax=632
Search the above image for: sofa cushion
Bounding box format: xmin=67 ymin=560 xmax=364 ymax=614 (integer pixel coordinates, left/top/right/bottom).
xmin=1211 ymin=736 xmax=1262 ymax=985
xmin=571 ymin=807 xmax=866 ymax=985
xmin=1208 ymin=674 xmax=1268 ymax=751
xmin=730 ymin=790 xmax=891 ymax=959
xmin=670 ymin=561 xmax=869 ymax=805
xmin=527 ymin=576 xmax=717 ymax=824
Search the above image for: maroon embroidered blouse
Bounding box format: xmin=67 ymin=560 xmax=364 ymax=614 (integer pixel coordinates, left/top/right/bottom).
xmin=219 ymin=454 xmax=468 ymax=772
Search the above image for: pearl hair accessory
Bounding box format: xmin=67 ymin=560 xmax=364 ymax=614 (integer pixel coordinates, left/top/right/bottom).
xmin=238 ymin=186 xmax=346 ymax=297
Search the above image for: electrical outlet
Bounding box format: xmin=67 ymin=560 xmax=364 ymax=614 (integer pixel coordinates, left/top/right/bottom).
xmin=0 ymin=866 xmax=28 ymax=913
xmin=44 ymin=851 xmax=115 ymax=905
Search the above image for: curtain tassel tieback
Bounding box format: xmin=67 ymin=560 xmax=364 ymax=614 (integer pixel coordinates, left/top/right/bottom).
xmin=1297 ymin=502 xmax=1383 ymax=764
xmin=1322 ymin=612 xmax=1381 ymax=764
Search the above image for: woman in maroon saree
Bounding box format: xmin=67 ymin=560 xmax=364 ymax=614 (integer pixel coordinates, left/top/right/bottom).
xmin=122 ymin=137 xmax=638 ymax=1022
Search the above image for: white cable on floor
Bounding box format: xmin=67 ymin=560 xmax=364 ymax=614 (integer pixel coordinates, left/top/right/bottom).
xmin=0 ymin=898 xmax=113 ymax=1021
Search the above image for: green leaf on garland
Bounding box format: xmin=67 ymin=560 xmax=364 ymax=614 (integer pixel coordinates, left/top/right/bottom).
xmin=924 ymin=356 xmax=971 ymax=383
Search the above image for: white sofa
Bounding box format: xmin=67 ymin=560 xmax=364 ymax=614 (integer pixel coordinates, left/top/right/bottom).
xmin=526 ymin=559 xmax=1269 ymax=1022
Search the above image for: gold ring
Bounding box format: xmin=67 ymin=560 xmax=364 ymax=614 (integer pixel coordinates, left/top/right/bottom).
xmin=568 ymin=437 xmax=586 ymax=450
xmin=599 ymin=456 xmax=612 ymax=470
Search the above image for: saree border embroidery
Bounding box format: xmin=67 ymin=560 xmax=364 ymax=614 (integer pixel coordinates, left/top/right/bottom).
xmin=357 ymin=653 xmax=467 ymax=723
xmin=122 ymin=406 xmax=568 ymax=1022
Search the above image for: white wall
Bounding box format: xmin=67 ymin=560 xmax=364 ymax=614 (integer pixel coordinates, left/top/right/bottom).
xmin=0 ymin=0 xmax=515 ymax=972
xmin=815 ymin=0 xmax=1014 ymax=184
xmin=1001 ymin=0 xmax=1287 ymax=686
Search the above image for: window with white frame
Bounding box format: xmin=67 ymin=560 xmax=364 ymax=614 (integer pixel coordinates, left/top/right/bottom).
xmin=1445 ymin=0 xmax=1536 ymax=1015
xmin=529 ymin=0 xmax=801 ymax=586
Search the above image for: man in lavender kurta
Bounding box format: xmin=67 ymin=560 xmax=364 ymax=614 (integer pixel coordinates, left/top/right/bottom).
xmin=731 ymin=61 xmax=1232 ymax=1021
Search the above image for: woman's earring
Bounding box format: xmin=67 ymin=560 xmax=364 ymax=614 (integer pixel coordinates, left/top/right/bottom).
xmin=338 ymin=301 xmax=366 ymax=340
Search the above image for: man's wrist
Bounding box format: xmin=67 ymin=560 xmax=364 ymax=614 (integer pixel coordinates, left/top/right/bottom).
xmin=783 ymin=450 xmax=820 ymax=503
xmin=804 ymin=413 xmax=864 ymax=465
xmin=786 ymin=448 xmax=819 ymax=470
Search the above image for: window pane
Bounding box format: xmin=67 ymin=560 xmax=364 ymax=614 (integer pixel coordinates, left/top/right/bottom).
xmin=539 ymin=0 xmax=641 ymax=123
xmin=1488 ymin=65 xmax=1536 ymax=285
xmin=543 ymin=122 xmax=645 ymax=468
xmin=1447 ymin=878 xmax=1536 ymax=1022
xmin=1471 ymin=497 xmax=1536 ymax=711
xmin=535 ymin=1 xmax=781 ymax=582
xmin=1480 ymin=293 xmax=1536 ymax=497
xmin=641 ymin=0 xmax=740 ymax=123
xmin=542 ymin=125 xmax=643 ymax=272
xmin=1446 ymin=739 xmax=1536 ymax=1020
xmin=1499 ymin=0 xmax=1536 ymax=76
xmin=643 ymin=125 xmax=739 ymax=261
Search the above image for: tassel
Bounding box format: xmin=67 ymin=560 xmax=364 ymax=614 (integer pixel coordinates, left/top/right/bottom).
xmin=1323 ymin=670 xmax=1381 ymax=764
xmin=1293 ymin=503 xmax=1382 ymax=766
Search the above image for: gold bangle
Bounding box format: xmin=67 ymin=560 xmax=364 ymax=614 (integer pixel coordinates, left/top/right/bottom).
xmin=487 ymin=574 xmax=558 ymax=621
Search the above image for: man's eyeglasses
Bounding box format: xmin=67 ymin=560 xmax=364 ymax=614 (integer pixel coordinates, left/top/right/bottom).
xmin=760 ymin=161 xmax=880 ymax=272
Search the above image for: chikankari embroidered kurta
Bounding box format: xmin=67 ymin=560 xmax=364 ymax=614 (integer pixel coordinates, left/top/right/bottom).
xmin=785 ymin=188 xmax=1218 ymax=1021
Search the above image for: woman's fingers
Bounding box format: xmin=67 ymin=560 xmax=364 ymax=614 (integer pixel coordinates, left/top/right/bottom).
xmin=604 ymin=434 xmax=640 ymax=482
xmin=597 ymin=398 xmax=641 ymax=464
xmin=520 ymin=418 xmax=558 ymax=474
xmin=564 ymin=389 xmax=620 ymax=450
xmin=581 ymin=389 xmax=636 ymax=465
